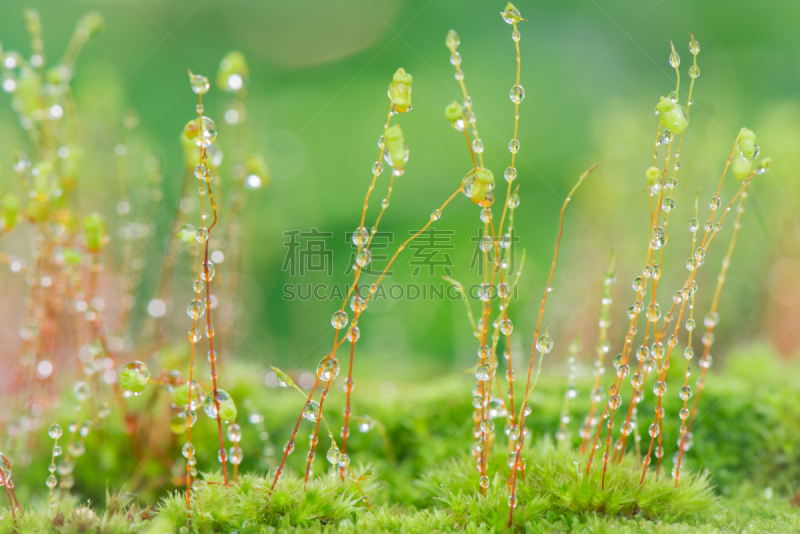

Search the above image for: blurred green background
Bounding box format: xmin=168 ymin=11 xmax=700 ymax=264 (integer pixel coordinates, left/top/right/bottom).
xmin=1 ymin=0 xmax=799 ymax=386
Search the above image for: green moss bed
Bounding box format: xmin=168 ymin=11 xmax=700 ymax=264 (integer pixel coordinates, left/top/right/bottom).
xmin=2 ymin=345 xmax=799 ymax=532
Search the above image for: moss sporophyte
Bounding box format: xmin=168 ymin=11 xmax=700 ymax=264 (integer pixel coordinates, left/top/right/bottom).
xmin=0 ymin=5 xmax=779 ymax=532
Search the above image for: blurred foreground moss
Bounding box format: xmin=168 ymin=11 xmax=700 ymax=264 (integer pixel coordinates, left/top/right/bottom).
xmin=5 ymin=345 xmax=800 ymax=531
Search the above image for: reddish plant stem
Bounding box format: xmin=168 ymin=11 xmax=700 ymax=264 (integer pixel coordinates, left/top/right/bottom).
xmin=508 ymin=165 xmax=595 ymax=527
xmin=676 ymin=187 xmax=748 ymax=484
xmin=642 ymin=139 xmax=752 ymax=484
xmin=340 ymin=322 xmax=357 ymax=481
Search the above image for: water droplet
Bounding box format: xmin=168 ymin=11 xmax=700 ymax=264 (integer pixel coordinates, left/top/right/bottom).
xmin=201 ymin=260 xmax=216 ymax=281
xmin=356 ymin=249 xmax=372 ymax=267
xmin=352 ymin=226 xmax=369 ymax=247
xmin=536 ymin=335 xmax=553 ymax=354
xmin=508 ymin=139 xmax=520 ymax=154
xmin=49 ymin=424 xmax=62 ymax=440
xmin=195 ymin=117 xmax=217 ymax=147
xmin=74 ymin=382 xmax=90 ymax=402
xmin=302 ymin=401 xmax=321 ymax=422
xmin=187 ymin=299 xmax=205 ymax=320
xmin=480 ymin=418 xmax=494 ymax=434
xmin=316 ymin=357 xmax=340 ymax=381
xmin=331 ymin=310 xmax=349 ymax=330
xmin=509 ymin=84 xmax=525 ymax=104
xmin=189 ymin=73 xmax=210 ymax=95
xmin=475 ymin=363 xmax=494 ymax=382
xmin=119 ymin=361 xmax=150 ymax=394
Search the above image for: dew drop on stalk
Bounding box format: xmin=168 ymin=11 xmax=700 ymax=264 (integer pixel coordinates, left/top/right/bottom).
xmin=49 ymin=424 xmax=62 ymax=440
xmin=73 ymin=382 xmax=90 ymax=402
xmin=331 ymin=310 xmax=349 ymax=330
xmin=702 ymin=332 xmax=714 ymax=347
xmin=316 ymin=357 xmax=340 ymax=381
xmin=356 ymin=249 xmax=372 ymax=267
xmin=201 ymin=260 xmax=216 ymax=281
xmin=352 ymin=226 xmax=369 ymax=247
xmin=480 ymin=418 xmax=494 ymax=434
xmin=189 ymin=73 xmax=210 ymax=94
xmin=302 ymin=401 xmax=321 ymax=422
xmin=475 ymin=363 xmax=493 ymax=382
xmin=327 ymin=445 xmax=340 ymax=465
xmin=195 ymin=117 xmax=217 ymax=147
xmin=499 ymin=319 xmax=513 ymax=335
xmin=509 ymin=84 xmax=525 ymax=104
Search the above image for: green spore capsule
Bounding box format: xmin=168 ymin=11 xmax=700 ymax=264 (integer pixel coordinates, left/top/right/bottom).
xmin=181 ymin=122 xmax=200 ymax=168
xmin=445 ymin=30 xmax=460 ymax=52
xmin=178 ymin=224 xmax=196 ymax=244
xmin=170 ymin=412 xmax=189 ymax=434
xmin=82 ymin=212 xmax=107 ymax=252
xmin=738 ymin=129 xmax=757 ymax=160
xmin=384 ymin=124 xmax=408 ymax=172
xmin=645 ymin=166 xmax=661 ymax=186
xmin=217 ymin=51 xmax=249 ymax=93
xmin=63 ymin=247 xmax=81 ymax=266
xmin=119 ymin=361 xmax=150 ymax=394
xmin=388 ymin=68 xmax=412 ymax=113
xmin=204 ymin=389 xmax=237 ymax=422
xmin=23 ymin=9 xmax=42 ymax=37
xmin=171 ymin=383 xmax=192 ymax=407
xmin=244 ymin=155 xmax=270 ymax=189
xmin=445 ymin=101 xmax=464 ymax=129
xmin=463 ymin=167 xmax=495 ymax=204
xmin=77 ymin=12 xmax=104 ymax=41
xmin=655 ymin=96 xmax=688 ymax=134
xmin=3 ymin=194 xmax=19 ymax=230
xmin=26 ymin=199 xmax=49 ymax=223
xmin=732 ymin=152 xmax=754 ymax=181
xmin=755 ymin=157 xmax=771 ymax=175
xmin=501 ymin=3 xmax=523 ymax=24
